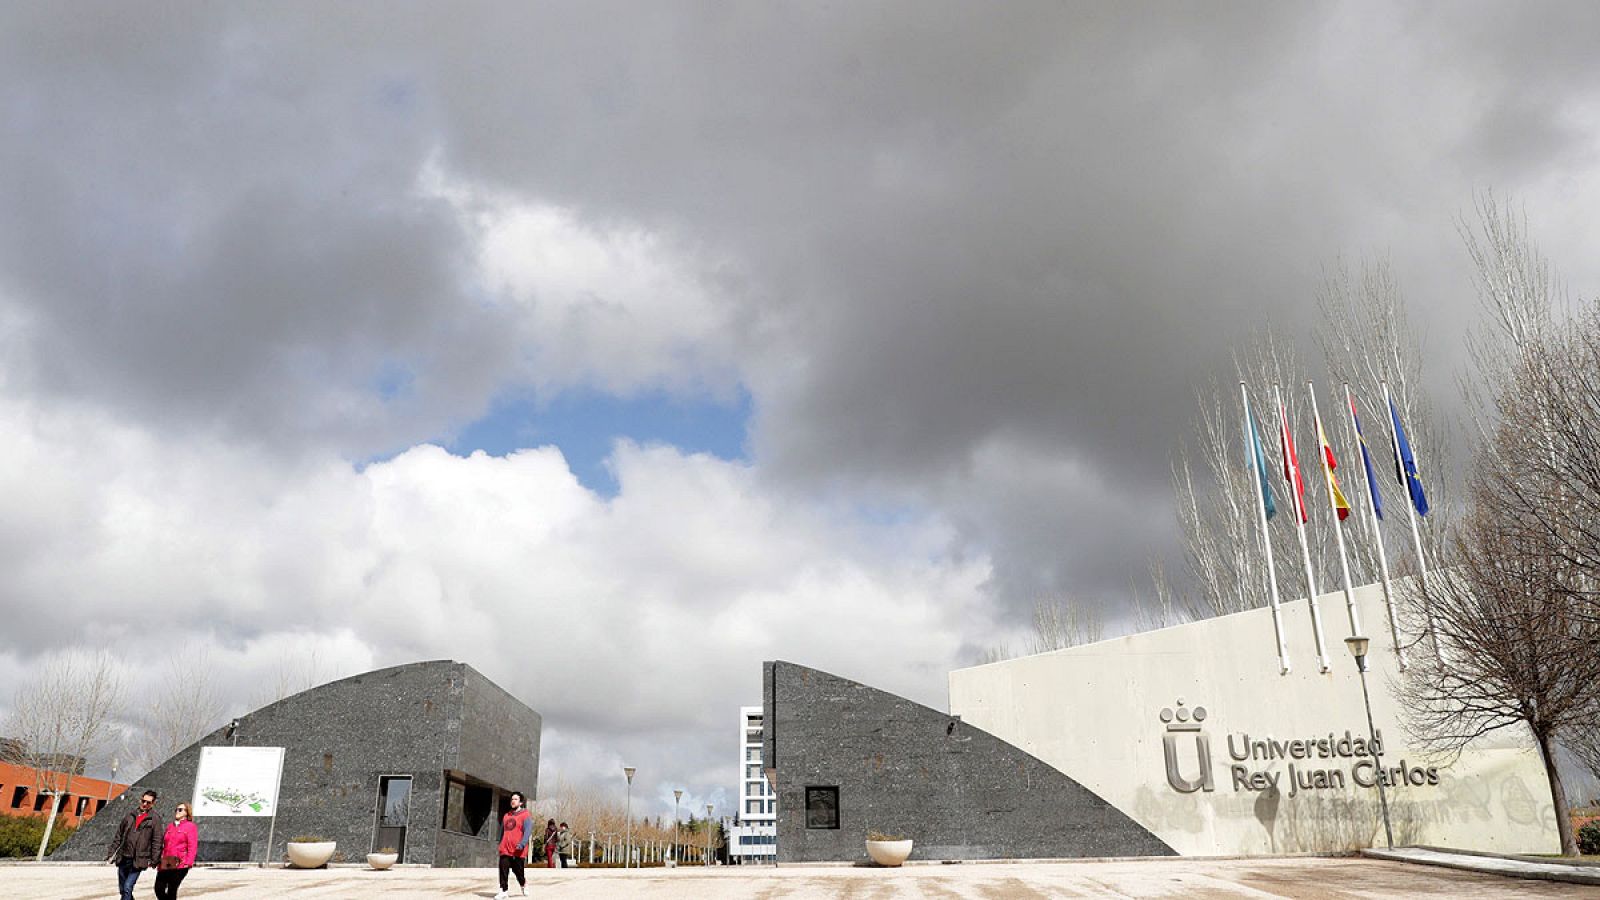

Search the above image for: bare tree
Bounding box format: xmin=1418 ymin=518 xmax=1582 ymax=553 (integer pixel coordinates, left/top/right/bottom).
xmin=1315 ymin=255 xmax=1452 ymax=587
xmin=1400 ymin=476 xmax=1600 ymax=855
xmin=976 ymin=594 xmax=1109 ymax=663
xmin=1027 ymin=595 xmax=1104 ymax=653
xmin=1 ymin=651 xmax=123 ymax=860
xmin=1569 ymin=725 xmax=1600 ymax=806
xmin=125 ymin=646 xmax=227 ymax=777
xmin=1169 ymin=328 xmax=1335 ymax=620
xmin=1400 ymin=193 xmax=1600 ymax=856
xmin=253 ymin=645 xmax=327 ymax=708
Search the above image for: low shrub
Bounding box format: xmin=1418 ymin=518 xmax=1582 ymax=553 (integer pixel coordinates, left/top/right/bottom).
xmin=0 ymin=813 xmax=77 ymax=858
xmin=1578 ymin=821 xmax=1600 ymax=856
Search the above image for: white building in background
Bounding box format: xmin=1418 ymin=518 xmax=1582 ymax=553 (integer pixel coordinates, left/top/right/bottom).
xmin=728 ymin=705 xmax=776 ymax=863
xmin=948 ymin=579 xmax=1558 ymax=856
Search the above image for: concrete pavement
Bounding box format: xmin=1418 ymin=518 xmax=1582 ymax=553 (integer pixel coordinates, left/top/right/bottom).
xmin=3 ymin=856 xmax=1597 ymax=899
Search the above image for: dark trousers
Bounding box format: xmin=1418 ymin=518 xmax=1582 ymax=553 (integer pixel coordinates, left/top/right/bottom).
xmin=116 ymin=860 xmax=143 ymax=900
xmin=153 ymin=867 xmax=190 ymax=899
xmin=498 ymin=853 xmax=525 ymax=890
xmin=560 ymin=852 xmax=571 ymax=868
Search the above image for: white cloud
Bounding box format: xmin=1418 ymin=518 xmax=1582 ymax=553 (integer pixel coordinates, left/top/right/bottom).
xmin=0 ymin=391 xmax=990 ymax=812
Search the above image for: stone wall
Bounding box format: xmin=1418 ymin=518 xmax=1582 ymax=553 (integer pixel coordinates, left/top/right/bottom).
xmin=54 ymin=659 xmax=539 ymax=868
xmin=762 ymin=660 xmax=1174 ymax=862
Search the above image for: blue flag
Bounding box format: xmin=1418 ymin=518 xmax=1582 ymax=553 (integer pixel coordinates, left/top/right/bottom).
xmin=1349 ymin=395 xmax=1383 ymax=520
xmin=1388 ymin=396 xmax=1430 ymax=517
xmin=1248 ymin=410 xmax=1277 ymax=521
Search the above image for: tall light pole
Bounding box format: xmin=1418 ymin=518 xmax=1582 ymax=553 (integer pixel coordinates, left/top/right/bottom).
xmin=672 ymin=789 xmax=683 ymax=864
xmin=623 ymin=766 xmax=636 ymax=868
xmin=1345 ymin=636 xmax=1394 ymax=849
xmin=705 ymin=804 xmax=714 ymax=866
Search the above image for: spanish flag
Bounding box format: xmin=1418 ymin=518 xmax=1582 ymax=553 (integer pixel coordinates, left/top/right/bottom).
xmin=1278 ymin=400 xmax=1308 ymax=525
xmin=1314 ymin=410 xmax=1352 ymax=521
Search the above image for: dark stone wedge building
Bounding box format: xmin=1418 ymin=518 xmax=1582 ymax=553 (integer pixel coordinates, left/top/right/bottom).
xmin=56 ymin=660 xmax=539 ymax=867
xmin=761 ymin=660 xmax=1174 ymax=861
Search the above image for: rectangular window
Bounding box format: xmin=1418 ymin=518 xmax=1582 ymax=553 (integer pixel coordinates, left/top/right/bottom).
xmin=12 ymin=786 xmax=26 ymax=808
xmin=804 ymin=786 xmax=839 ymax=830
xmin=441 ymin=776 xmax=493 ymax=837
xmin=76 ymin=796 xmax=90 ymax=816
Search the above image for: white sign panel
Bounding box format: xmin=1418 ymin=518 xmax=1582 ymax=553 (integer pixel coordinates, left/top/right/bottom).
xmin=192 ymin=746 xmax=285 ymax=817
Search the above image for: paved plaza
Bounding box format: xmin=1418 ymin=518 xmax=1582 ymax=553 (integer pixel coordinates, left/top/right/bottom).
xmin=2 ymin=857 xmax=1595 ymax=899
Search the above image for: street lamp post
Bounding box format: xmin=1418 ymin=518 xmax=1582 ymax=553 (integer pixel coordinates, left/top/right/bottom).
xmin=1344 ymin=636 xmax=1394 ymax=849
xmin=705 ymin=804 xmax=714 ymax=866
xmin=623 ymin=766 xmax=636 ymax=869
xmin=672 ymin=789 xmax=683 ymax=865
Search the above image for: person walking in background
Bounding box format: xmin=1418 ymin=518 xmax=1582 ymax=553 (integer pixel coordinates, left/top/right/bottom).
xmin=153 ymin=801 xmax=198 ymax=899
xmin=542 ymin=819 xmax=558 ymax=868
xmin=107 ymin=790 xmax=164 ymax=900
xmin=556 ymin=822 xmax=573 ymax=868
xmin=495 ymin=791 xmax=532 ymax=899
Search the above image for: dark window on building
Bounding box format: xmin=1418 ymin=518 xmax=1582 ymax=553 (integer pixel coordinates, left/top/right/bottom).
xmin=35 ymin=791 xmax=50 ymax=811
xmin=441 ymin=777 xmax=494 ymax=837
xmin=76 ymin=796 xmax=91 ymax=816
xmin=12 ymin=786 xmax=26 ymax=808
xmin=804 ymin=786 xmax=839 ymax=829
xmin=96 ymin=799 xmax=107 ymax=813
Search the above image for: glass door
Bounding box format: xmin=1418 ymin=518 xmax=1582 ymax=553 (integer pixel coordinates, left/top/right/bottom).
xmin=375 ymin=775 xmax=412 ymax=861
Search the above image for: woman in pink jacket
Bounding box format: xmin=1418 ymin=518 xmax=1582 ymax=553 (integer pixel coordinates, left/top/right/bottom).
xmin=153 ymin=801 xmax=198 ymax=899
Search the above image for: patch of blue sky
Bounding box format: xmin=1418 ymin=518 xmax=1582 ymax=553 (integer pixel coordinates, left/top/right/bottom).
xmin=371 ymin=361 xmax=415 ymax=402
xmin=446 ymin=386 xmax=753 ymax=494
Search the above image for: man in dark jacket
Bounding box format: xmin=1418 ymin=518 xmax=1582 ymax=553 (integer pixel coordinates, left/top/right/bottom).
xmin=107 ymin=790 xmax=164 ymax=900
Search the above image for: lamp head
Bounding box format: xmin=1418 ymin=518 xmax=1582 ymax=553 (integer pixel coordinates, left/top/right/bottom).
xmin=1343 ymin=635 xmax=1370 ymax=659
xmin=674 ymin=789 xmax=683 ymax=801
xmin=623 ymin=766 xmax=636 ymax=782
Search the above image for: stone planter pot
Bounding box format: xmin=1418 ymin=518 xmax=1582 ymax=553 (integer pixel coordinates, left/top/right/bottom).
xmin=285 ymin=841 xmax=337 ymax=869
xmin=864 ymin=839 xmax=913 ymax=867
xmin=366 ymin=851 xmax=398 ymax=870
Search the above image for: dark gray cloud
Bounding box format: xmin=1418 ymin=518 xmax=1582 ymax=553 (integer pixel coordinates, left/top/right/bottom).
xmin=2 ymin=0 xmax=1600 ymax=805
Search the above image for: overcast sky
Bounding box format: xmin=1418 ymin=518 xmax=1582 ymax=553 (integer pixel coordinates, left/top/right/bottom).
xmin=2 ymin=2 xmax=1598 ymax=817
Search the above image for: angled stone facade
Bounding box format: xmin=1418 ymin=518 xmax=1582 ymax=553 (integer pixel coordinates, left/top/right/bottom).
xmin=55 ymin=660 xmax=539 ymax=867
xmin=762 ymin=660 xmax=1174 ymax=862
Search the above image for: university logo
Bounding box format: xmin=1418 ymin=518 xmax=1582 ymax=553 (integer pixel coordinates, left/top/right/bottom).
xmin=1161 ymin=699 xmax=1213 ymax=793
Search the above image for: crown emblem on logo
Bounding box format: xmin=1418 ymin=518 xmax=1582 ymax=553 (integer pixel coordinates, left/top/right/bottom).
xmin=1159 ymin=698 xmax=1207 ymax=733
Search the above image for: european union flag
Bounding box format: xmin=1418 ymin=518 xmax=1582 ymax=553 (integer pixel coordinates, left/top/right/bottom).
xmin=1388 ymin=396 xmax=1430 ymax=517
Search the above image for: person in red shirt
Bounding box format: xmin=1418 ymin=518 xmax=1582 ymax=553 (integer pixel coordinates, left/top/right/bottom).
xmin=495 ymin=791 xmax=532 ymax=899
xmin=107 ymin=790 xmax=164 ymax=900
xmin=542 ymin=819 xmax=558 ymax=868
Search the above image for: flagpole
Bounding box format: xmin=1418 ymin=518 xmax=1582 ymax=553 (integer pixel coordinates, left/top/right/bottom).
xmin=1381 ymin=380 xmax=1442 ymax=658
xmin=1308 ymin=382 xmax=1361 ymax=638
xmin=1242 ymin=382 xmax=1290 ymax=675
xmin=1345 ymin=383 xmax=1404 ymax=669
xmin=1276 ymin=383 xmax=1331 ymax=673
